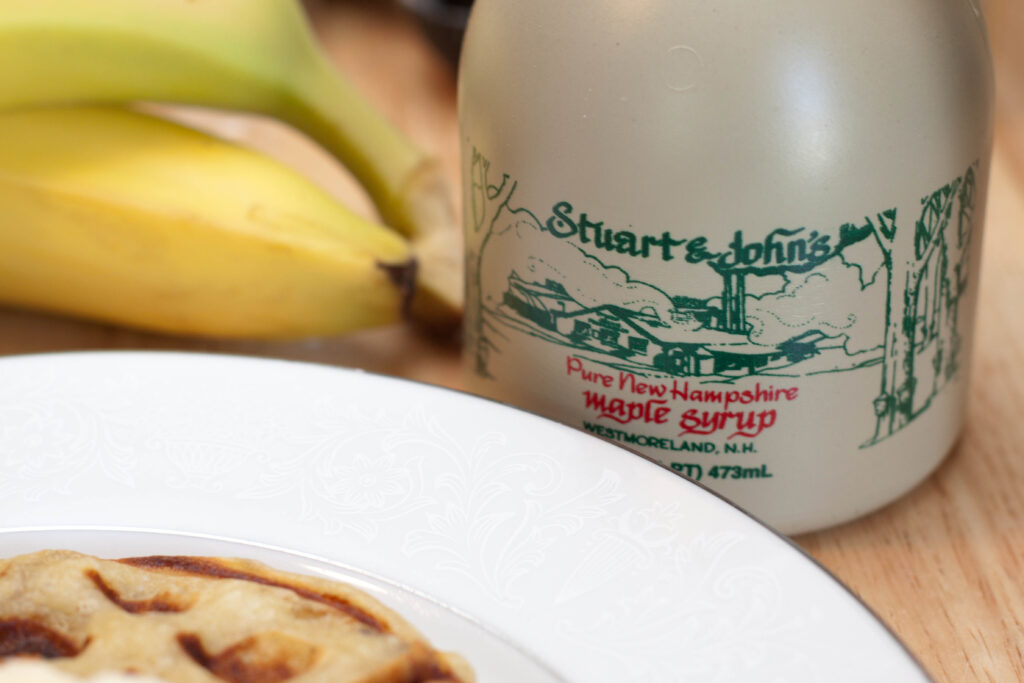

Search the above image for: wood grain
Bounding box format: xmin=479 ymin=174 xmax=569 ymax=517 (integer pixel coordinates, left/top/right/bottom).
xmin=0 ymin=1 xmax=1021 ymax=680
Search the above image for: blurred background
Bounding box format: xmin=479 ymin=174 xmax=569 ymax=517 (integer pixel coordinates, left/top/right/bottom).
xmin=394 ymin=0 xmax=473 ymax=64
xmin=983 ymin=0 xmax=1024 ymax=184
xmin=312 ymin=0 xmax=472 ymax=64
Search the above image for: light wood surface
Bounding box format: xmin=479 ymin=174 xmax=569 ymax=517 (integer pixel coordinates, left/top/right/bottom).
xmin=2 ymin=1 xmax=1022 ymax=680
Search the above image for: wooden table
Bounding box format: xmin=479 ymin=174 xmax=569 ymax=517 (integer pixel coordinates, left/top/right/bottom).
xmin=2 ymin=1 xmax=1022 ymax=680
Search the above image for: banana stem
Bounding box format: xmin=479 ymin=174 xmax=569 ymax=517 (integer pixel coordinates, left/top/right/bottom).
xmin=283 ymin=53 xmax=434 ymax=238
xmin=282 ymin=53 xmax=463 ymax=329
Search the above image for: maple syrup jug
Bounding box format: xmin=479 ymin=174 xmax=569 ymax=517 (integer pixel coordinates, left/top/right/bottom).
xmin=457 ymin=0 xmax=994 ymax=533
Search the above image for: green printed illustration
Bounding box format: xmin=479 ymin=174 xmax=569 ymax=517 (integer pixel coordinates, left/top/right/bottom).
xmin=466 ymin=147 xmax=979 ymax=446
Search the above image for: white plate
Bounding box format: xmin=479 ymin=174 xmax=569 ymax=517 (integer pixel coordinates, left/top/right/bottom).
xmin=0 ymin=351 xmax=928 ymax=682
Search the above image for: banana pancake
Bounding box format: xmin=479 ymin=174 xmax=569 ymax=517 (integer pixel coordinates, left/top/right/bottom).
xmin=0 ymin=550 xmax=473 ymax=683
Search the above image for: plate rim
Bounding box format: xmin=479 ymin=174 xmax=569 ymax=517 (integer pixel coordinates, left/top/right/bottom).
xmin=0 ymin=349 xmax=931 ymax=681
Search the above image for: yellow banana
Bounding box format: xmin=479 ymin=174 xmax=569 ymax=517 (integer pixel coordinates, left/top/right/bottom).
xmin=0 ymin=107 xmax=414 ymax=339
xmin=0 ymin=0 xmax=461 ymax=327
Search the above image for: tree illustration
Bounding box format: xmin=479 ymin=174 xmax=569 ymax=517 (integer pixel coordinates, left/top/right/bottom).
xmin=466 ymin=147 xmax=518 ymax=377
xmin=942 ymin=165 xmax=977 ymax=381
xmin=865 ymin=163 xmax=977 ymax=443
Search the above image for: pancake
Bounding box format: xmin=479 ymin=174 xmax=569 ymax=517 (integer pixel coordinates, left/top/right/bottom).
xmin=0 ymin=660 xmax=167 ymax=682
xmin=0 ymin=550 xmax=473 ymax=683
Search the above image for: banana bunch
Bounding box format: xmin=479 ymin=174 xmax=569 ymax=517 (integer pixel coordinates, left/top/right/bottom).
xmin=0 ymin=0 xmax=461 ymax=337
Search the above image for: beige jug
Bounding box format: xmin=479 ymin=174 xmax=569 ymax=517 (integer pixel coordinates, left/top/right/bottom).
xmin=458 ymin=0 xmax=994 ymax=533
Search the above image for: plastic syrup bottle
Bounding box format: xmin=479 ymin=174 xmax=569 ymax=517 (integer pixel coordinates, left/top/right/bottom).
xmin=458 ymin=0 xmax=994 ymax=533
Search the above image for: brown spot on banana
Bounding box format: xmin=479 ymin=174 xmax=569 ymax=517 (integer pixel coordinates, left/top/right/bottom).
xmin=378 ymin=258 xmax=418 ymax=320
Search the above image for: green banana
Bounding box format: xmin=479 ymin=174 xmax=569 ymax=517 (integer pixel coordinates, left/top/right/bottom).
xmin=0 ymin=107 xmax=415 ymax=338
xmin=0 ymin=0 xmax=460 ymax=328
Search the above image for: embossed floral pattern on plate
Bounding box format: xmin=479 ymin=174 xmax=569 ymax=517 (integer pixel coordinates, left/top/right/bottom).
xmin=0 ymin=352 xmax=929 ymax=683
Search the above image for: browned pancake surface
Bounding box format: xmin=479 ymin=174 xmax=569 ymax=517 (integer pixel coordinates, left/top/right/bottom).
xmin=0 ymin=550 xmax=472 ymax=683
